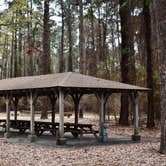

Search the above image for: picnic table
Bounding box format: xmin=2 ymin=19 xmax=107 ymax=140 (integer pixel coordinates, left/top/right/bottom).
xmin=0 ymin=119 xmax=98 ymax=138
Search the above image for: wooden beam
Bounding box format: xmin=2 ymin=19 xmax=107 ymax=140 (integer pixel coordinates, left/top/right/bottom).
xmin=96 ymin=92 xmax=110 ymax=141
xmin=30 ymin=92 xmax=35 ymax=135
xmin=4 ymin=94 xmax=12 ymax=138
xmin=59 ymin=89 xmax=64 ymax=138
xmin=134 ymin=92 xmax=139 ymax=135
xmin=100 ymin=93 xmax=105 ymax=127
xmin=132 ymin=92 xmax=141 ymax=141
xmin=28 ymin=91 xmax=37 ymax=142
xmin=57 ymin=89 xmax=66 ymax=145
xmin=71 ymin=93 xmax=82 ymax=126
xmin=96 ymin=92 xmax=110 ymax=125
xmin=6 ymin=94 xmax=10 ymax=133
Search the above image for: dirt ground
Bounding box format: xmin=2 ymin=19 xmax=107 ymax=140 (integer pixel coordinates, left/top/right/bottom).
xmin=0 ymin=113 xmax=165 ymax=166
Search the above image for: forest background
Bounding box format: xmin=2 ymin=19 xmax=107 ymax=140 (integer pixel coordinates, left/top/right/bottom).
xmin=0 ymin=0 xmax=165 ymax=152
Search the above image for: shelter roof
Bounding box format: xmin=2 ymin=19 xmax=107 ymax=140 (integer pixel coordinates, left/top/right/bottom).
xmin=0 ymin=72 xmax=148 ymax=93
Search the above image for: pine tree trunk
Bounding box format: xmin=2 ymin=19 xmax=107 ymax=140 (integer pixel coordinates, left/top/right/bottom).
xmin=67 ymin=2 xmax=73 ymax=72
xmin=79 ymin=0 xmax=85 ymax=74
xmin=59 ymin=0 xmax=64 ymax=73
xmin=13 ymin=29 xmax=18 ymax=78
xmin=18 ymin=26 xmax=22 ymax=77
xmin=155 ymin=0 xmax=166 ymax=154
xmin=41 ymin=0 xmax=51 ymax=74
xmin=10 ymin=31 xmax=14 ymax=78
xmin=143 ymin=0 xmax=155 ymax=128
xmin=40 ymin=0 xmax=51 ymax=119
xmin=88 ymin=5 xmax=97 ymax=76
xmin=27 ymin=0 xmax=33 ymax=76
xmin=119 ymin=0 xmax=135 ymax=125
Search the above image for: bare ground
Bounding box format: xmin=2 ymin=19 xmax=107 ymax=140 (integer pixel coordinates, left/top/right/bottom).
xmin=0 ymin=113 xmax=165 ymax=166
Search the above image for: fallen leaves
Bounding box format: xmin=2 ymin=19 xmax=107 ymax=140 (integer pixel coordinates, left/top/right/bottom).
xmin=0 ymin=139 xmax=165 ymax=166
xmin=0 ymin=113 xmax=165 ymax=166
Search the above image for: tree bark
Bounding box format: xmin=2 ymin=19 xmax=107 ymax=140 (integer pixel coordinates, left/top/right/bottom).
xmin=155 ymin=0 xmax=166 ymax=154
xmin=79 ymin=0 xmax=85 ymax=74
xmin=143 ymin=0 xmax=155 ymax=128
xmin=59 ymin=0 xmax=64 ymax=73
xmin=119 ymin=0 xmax=135 ymax=125
xmin=66 ymin=1 xmax=73 ymax=72
xmin=87 ymin=5 xmax=97 ymax=76
xmin=40 ymin=0 xmax=51 ymax=119
xmin=41 ymin=0 xmax=51 ymax=74
xmin=13 ymin=29 xmax=18 ymax=78
xmin=27 ymin=0 xmax=34 ymax=76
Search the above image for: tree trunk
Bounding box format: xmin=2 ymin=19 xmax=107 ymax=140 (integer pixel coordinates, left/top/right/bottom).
xmin=59 ymin=0 xmax=64 ymax=73
xmin=119 ymin=0 xmax=135 ymax=125
xmin=13 ymin=29 xmax=18 ymax=78
xmin=41 ymin=0 xmax=51 ymax=74
xmin=10 ymin=30 xmax=14 ymax=78
xmin=87 ymin=5 xmax=97 ymax=76
xmin=27 ymin=0 xmax=33 ymax=76
xmin=18 ymin=26 xmax=22 ymax=77
xmin=155 ymin=0 xmax=166 ymax=154
xmin=143 ymin=0 xmax=155 ymax=128
xmin=79 ymin=0 xmax=85 ymax=74
xmin=40 ymin=0 xmax=51 ymax=119
xmin=66 ymin=2 xmax=73 ymax=72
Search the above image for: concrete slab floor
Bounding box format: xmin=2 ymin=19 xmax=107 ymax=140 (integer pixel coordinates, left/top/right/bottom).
xmin=0 ymin=131 xmax=137 ymax=148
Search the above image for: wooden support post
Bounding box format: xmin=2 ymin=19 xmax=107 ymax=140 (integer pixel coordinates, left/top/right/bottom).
xmin=132 ymin=92 xmax=141 ymax=141
xmin=57 ymin=89 xmax=66 ymax=145
xmin=28 ymin=92 xmax=37 ymax=142
xmin=30 ymin=92 xmax=35 ymax=134
xmin=100 ymin=93 xmax=105 ymax=126
xmin=71 ymin=94 xmax=82 ymax=127
xmin=96 ymin=92 xmax=109 ymax=142
xmin=4 ymin=94 xmax=11 ymax=138
xmin=14 ymin=97 xmax=19 ymax=121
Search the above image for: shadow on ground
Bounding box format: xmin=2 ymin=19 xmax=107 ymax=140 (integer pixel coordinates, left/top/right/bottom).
xmin=0 ymin=130 xmax=137 ymax=148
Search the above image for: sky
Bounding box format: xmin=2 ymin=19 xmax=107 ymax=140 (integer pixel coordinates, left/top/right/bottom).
xmin=0 ymin=0 xmax=7 ymax=12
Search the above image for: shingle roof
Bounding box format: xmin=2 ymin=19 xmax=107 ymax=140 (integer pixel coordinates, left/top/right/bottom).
xmin=0 ymin=72 xmax=148 ymax=92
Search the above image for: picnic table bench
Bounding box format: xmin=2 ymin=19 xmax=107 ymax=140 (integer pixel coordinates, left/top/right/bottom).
xmin=0 ymin=119 xmax=98 ymax=138
xmin=0 ymin=119 xmax=6 ymax=129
